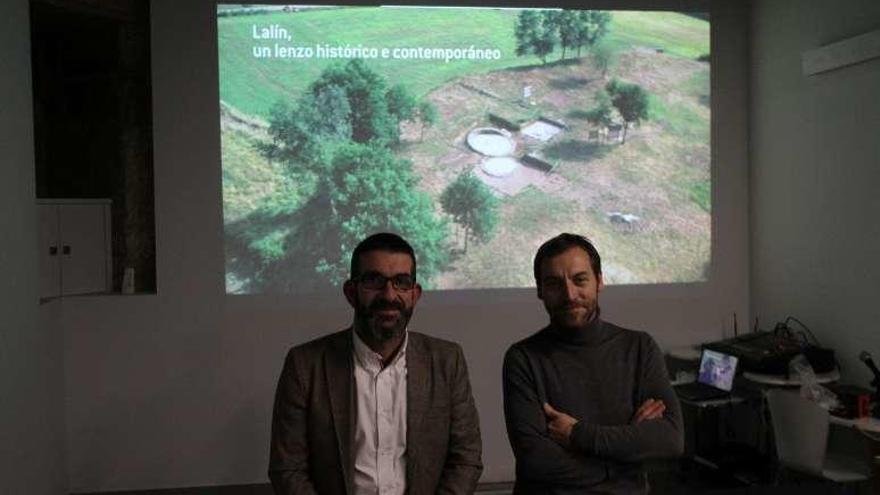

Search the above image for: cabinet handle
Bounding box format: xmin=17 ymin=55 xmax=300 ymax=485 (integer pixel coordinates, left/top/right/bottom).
xmin=62 ymin=245 xmax=71 ymax=255
xmin=49 ymin=246 xmax=58 ymax=256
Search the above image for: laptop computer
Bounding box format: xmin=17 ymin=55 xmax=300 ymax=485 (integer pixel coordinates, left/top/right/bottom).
xmin=676 ymin=349 xmax=739 ymax=401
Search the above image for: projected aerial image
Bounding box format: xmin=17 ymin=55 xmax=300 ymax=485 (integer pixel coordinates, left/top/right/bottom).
xmin=218 ymin=5 xmax=710 ymax=293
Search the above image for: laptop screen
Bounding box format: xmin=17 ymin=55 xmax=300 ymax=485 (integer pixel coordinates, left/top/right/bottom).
xmin=697 ymin=349 xmax=738 ymax=391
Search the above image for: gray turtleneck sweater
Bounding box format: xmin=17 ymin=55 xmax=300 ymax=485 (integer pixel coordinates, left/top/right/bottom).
xmin=503 ymin=317 xmax=684 ymax=494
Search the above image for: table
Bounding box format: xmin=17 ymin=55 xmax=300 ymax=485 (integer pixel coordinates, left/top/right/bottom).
xmin=830 ymin=415 xmax=880 ymax=434
xmin=829 ymin=413 xmax=880 ymax=491
xmin=743 ymin=369 xmax=840 ymax=386
xmin=668 ymin=345 xmax=702 ymax=361
xmin=679 ymin=395 xmax=746 ymax=409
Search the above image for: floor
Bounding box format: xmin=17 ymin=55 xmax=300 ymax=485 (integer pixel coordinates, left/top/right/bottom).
xmin=72 ymin=473 xmax=874 ymax=495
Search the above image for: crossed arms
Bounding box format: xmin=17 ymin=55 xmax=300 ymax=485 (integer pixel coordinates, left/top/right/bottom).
xmin=502 ymin=339 xmax=684 ymax=485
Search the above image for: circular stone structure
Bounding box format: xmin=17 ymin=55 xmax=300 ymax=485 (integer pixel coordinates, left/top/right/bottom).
xmin=466 ymin=127 xmax=515 ymax=157
xmin=481 ymin=157 xmax=520 ymax=177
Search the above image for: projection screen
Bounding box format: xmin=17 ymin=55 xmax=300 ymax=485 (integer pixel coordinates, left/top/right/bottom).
xmin=217 ymin=5 xmax=710 ymax=294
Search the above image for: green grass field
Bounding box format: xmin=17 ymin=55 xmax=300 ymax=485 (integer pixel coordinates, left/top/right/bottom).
xmin=220 ymin=7 xmax=525 ymax=117
xmin=606 ymin=12 xmax=710 ymax=59
xmin=218 ymin=7 xmax=709 ymax=118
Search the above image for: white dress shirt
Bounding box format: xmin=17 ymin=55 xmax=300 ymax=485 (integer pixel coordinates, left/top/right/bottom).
xmin=352 ymin=330 xmax=408 ymax=495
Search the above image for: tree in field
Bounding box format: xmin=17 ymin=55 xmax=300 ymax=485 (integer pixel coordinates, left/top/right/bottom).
xmin=514 ymin=10 xmax=540 ymax=57
xmin=440 ymin=172 xmax=499 ymax=253
xmin=309 ymin=58 xmax=401 ymax=144
xmin=309 ymin=84 xmax=353 ymax=139
xmin=590 ymin=41 xmax=616 ymax=79
xmin=516 ymin=10 xmax=609 ymax=62
xmin=585 ymin=89 xmax=614 ymax=129
xmin=309 ymin=142 xmax=450 ymax=286
xmin=514 ymin=10 xmax=558 ymax=64
xmin=257 ymin=90 xmax=350 ymax=174
xmin=246 ymin=141 xmax=450 ymax=292
xmin=534 ymin=11 xmax=559 ymax=64
xmin=386 ymin=83 xmax=417 ymax=125
xmin=554 ymin=10 xmax=581 ymax=60
xmin=251 ymin=61 xmax=450 ymax=290
xmin=574 ymin=10 xmax=611 ymax=57
xmin=606 ymin=79 xmax=650 ymax=144
xmin=417 ymin=100 xmax=438 ymax=141
xmin=259 ymin=101 xmax=313 ymax=165
xmin=260 ymin=59 xmax=424 ymax=172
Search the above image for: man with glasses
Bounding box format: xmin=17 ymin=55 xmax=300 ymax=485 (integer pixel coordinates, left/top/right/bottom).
xmin=503 ymin=233 xmax=683 ymax=494
xmin=269 ymin=233 xmax=483 ymax=495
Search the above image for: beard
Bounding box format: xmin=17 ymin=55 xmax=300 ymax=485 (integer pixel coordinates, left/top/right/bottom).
xmin=354 ymin=298 xmax=412 ymax=343
xmin=546 ymin=300 xmax=599 ymax=331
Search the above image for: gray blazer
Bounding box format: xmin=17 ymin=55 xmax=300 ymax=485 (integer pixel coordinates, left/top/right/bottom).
xmin=269 ymin=328 xmax=483 ymax=494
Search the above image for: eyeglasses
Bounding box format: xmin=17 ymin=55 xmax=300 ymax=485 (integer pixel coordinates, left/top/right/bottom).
xmin=356 ymin=272 xmax=416 ymax=291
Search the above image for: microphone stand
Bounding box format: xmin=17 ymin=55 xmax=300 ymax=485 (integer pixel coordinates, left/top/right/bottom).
xmin=859 ymin=351 xmax=880 ymax=418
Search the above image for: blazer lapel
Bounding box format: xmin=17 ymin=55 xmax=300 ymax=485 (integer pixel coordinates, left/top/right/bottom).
xmin=406 ymin=333 xmax=430 ymax=487
xmin=326 ymin=329 xmax=354 ymax=494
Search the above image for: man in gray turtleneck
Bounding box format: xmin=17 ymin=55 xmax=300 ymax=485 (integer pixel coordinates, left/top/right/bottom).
xmin=503 ymin=233 xmax=683 ymax=494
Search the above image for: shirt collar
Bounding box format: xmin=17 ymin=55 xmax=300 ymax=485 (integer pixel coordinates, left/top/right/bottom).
xmin=352 ymin=328 xmax=408 ymax=372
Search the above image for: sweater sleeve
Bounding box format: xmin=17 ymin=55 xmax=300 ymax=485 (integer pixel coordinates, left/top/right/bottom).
xmin=569 ymin=334 xmax=684 ymax=462
xmin=503 ymin=346 xmax=606 ymax=485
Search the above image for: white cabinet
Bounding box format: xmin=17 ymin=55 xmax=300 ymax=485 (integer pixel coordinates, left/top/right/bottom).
xmin=38 ymin=199 xmax=112 ymax=299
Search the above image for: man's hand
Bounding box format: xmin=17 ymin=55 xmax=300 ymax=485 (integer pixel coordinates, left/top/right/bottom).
xmin=631 ymin=398 xmax=666 ymax=424
xmin=543 ymin=403 xmax=578 ymax=447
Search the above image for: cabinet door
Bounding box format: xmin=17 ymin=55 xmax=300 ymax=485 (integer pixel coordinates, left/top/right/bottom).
xmin=39 ymin=204 xmax=61 ymax=299
xmin=58 ymin=204 xmax=110 ymax=295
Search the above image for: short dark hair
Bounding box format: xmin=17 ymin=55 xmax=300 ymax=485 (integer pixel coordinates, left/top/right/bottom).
xmin=350 ymin=232 xmax=417 ymax=280
xmin=533 ymin=233 xmax=602 ymax=285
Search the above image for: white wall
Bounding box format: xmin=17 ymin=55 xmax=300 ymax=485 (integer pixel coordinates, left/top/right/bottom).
xmin=62 ymin=0 xmax=749 ymax=491
xmin=750 ymin=0 xmax=880 ymax=386
xmin=0 ymin=0 xmax=67 ymax=493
